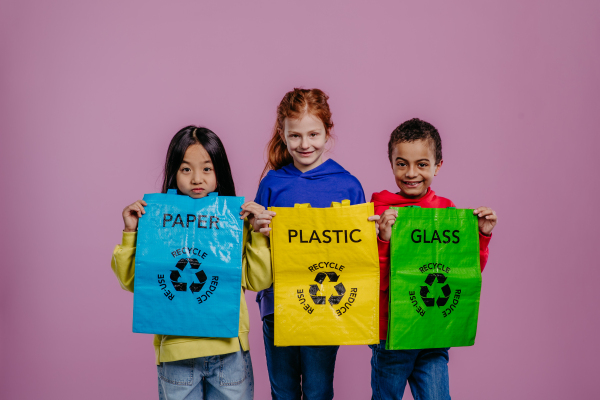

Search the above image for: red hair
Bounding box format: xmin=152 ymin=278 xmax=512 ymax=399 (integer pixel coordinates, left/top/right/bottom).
xmin=260 ymin=88 xmax=334 ymax=180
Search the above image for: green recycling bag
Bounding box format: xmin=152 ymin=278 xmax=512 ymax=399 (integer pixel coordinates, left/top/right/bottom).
xmin=387 ymin=207 xmax=481 ymax=350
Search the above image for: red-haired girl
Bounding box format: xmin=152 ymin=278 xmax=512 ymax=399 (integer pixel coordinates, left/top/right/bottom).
xmin=252 ymin=89 xmax=366 ymax=399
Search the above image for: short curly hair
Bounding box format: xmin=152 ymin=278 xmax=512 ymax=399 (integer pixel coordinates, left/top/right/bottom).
xmin=388 ymin=118 xmax=442 ymax=164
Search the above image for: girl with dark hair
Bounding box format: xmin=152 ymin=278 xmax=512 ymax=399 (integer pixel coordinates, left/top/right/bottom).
xmin=250 ymin=89 xmax=374 ymax=400
xmin=111 ymin=126 xmax=272 ymax=400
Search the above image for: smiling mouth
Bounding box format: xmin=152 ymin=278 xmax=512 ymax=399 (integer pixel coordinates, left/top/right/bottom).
xmin=403 ymin=181 xmax=422 ymax=188
xmin=192 ymin=188 xmax=204 ymax=193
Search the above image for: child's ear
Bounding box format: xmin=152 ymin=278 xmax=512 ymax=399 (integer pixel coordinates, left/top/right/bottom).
xmin=434 ymin=160 xmax=443 ymax=176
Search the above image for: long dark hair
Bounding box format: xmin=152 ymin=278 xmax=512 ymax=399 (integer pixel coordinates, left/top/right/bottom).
xmin=161 ymin=126 xmax=236 ymax=196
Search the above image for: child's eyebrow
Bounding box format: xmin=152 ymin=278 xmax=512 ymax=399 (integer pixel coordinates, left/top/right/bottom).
xmin=395 ymin=157 xmax=431 ymax=162
xmin=287 ymin=130 xmax=321 ymax=134
xmin=181 ymin=160 xmax=213 ymax=164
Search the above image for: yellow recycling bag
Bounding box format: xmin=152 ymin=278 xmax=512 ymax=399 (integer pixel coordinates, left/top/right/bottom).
xmin=270 ymin=200 xmax=380 ymax=346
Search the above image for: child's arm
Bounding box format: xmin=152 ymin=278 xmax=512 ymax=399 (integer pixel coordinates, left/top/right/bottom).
xmin=473 ymin=206 xmax=497 ymax=272
xmin=111 ymin=232 xmax=136 ymax=292
xmin=241 ymin=218 xmax=273 ymax=292
xmin=111 ymin=200 xmax=146 ymax=292
xmin=374 ymin=208 xmax=398 ymax=292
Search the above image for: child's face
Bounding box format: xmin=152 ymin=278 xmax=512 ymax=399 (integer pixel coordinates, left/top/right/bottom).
xmin=176 ymin=144 xmax=217 ymax=198
xmin=283 ymin=113 xmax=328 ymax=173
xmin=390 ymin=139 xmax=442 ymax=199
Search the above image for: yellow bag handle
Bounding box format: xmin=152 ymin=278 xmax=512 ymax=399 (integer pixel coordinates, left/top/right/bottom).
xmin=294 ymin=203 xmax=312 ymax=208
xmin=330 ymin=199 xmax=351 ymax=208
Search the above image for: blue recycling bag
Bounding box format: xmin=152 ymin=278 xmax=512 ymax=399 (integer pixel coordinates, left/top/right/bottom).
xmin=133 ymin=190 xmax=244 ymax=337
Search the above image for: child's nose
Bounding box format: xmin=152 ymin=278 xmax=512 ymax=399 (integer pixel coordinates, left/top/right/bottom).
xmin=406 ymin=166 xmax=418 ymax=177
xmin=300 ymin=136 xmax=310 ymax=149
xmin=192 ymin=171 xmax=203 ymax=184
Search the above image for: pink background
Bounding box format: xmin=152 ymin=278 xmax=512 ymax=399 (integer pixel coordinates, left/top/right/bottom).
xmin=1 ymin=0 xmax=599 ymax=398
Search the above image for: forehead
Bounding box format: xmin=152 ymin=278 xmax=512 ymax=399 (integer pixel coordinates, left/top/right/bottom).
xmin=391 ymin=139 xmax=435 ymax=160
xmin=182 ymin=143 xmax=212 ymax=163
xmin=284 ymin=113 xmax=325 ymax=133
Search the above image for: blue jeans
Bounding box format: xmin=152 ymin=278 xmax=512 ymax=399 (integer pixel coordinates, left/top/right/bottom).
xmin=157 ymin=350 xmax=253 ymax=400
xmin=369 ymin=340 xmax=450 ymax=400
xmin=263 ymin=314 xmax=339 ymax=400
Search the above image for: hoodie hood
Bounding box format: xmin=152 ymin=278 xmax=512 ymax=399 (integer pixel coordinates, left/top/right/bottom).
xmin=371 ymin=188 xmax=436 ymax=206
xmin=268 ymin=159 xmax=350 ymax=180
xmin=370 ymin=188 xmax=454 ymax=211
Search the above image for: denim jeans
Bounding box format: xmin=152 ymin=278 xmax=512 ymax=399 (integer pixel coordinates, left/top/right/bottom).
xmin=369 ymin=340 xmax=450 ymax=400
xmin=263 ymin=314 xmax=339 ymax=400
xmin=157 ymin=349 xmax=253 ymax=400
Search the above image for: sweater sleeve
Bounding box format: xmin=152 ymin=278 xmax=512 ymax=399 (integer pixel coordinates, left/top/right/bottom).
xmin=350 ymin=177 xmax=366 ymax=204
xmin=111 ymin=231 xmax=137 ymax=293
xmin=479 ymin=232 xmax=491 ymax=272
xmin=254 ymin=178 xmax=269 ymax=208
xmin=377 ymin=236 xmax=390 ymax=291
xmin=241 ymin=219 xmax=273 ymax=292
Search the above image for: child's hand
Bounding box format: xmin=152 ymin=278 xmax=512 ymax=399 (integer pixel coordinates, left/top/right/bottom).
xmin=378 ymin=208 xmax=398 ymax=242
xmin=368 ymin=215 xmax=380 ymax=236
xmin=240 ymin=201 xmax=266 ymax=227
xmin=473 ymin=206 xmax=497 ymax=236
xmin=122 ymin=200 xmax=147 ymax=232
xmin=253 ymin=210 xmax=276 ymax=237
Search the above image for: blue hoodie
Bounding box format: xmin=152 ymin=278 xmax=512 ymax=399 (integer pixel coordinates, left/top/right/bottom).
xmin=254 ymin=159 xmax=366 ymax=319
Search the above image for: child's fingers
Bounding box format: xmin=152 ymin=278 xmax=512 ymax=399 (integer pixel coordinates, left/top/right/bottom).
xmin=476 ymin=208 xmax=495 ymax=218
xmin=135 ymin=201 xmax=146 ymax=214
xmin=473 ymin=207 xmax=493 ymax=215
xmin=257 ymin=211 xmax=275 ymax=220
xmin=239 ymin=210 xmax=251 ymax=219
xmin=368 ymin=215 xmax=380 ymax=222
xmin=259 ymin=227 xmax=271 ymax=237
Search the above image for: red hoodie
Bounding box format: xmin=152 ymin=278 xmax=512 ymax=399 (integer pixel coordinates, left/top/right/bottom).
xmin=371 ymin=188 xmax=491 ymax=341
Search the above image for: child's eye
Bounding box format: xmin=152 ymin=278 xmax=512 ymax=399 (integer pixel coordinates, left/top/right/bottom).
xmin=418 ymin=163 xmax=428 ymax=168
xmin=397 ymin=162 xmax=406 ymax=167
xmin=204 ymin=167 xmax=212 ymax=172
xmin=181 ymin=167 xmax=191 ymax=172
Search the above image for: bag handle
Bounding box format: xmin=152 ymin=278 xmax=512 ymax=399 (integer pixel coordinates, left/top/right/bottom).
xmin=294 ymin=203 xmax=311 ymax=208
xmin=331 ymin=199 xmax=351 ymax=208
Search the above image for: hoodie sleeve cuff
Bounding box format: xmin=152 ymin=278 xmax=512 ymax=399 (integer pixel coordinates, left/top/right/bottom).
xmin=377 ymin=236 xmax=390 ymax=254
xmin=479 ymin=232 xmax=491 ymax=249
xmin=121 ymin=231 xmax=137 ymax=248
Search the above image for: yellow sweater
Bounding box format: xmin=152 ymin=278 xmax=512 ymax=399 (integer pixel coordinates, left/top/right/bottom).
xmin=111 ymin=220 xmax=271 ymax=365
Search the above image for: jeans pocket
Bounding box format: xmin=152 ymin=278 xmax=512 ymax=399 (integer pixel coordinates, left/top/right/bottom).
xmin=158 ymin=359 xmax=195 ymax=386
xmin=219 ymin=351 xmax=247 ymax=387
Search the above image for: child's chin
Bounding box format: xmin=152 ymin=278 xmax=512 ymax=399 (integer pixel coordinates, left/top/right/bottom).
xmin=401 ymin=188 xmax=427 ymax=198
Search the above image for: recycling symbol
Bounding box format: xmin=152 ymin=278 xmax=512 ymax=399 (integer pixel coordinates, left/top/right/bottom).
xmin=420 ymin=273 xmax=451 ymax=307
xmin=170 ymin=258 xmax=208 ymax=293
xmin=309 ymin=272 xmax=346 ymax=306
